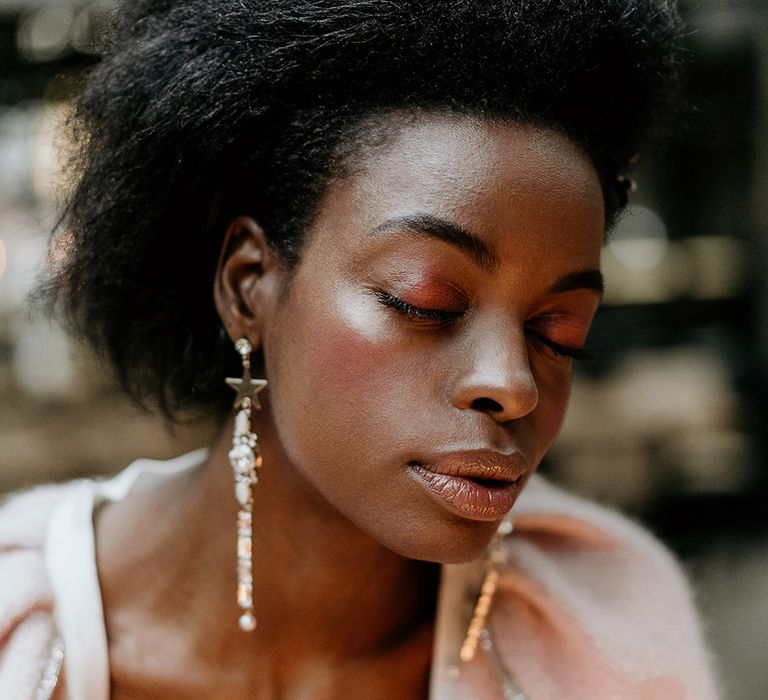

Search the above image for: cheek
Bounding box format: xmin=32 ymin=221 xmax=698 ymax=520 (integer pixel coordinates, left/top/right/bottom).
xmin=305 ymin=296 xmax=398 ymax=398
xmin=529 ymin=361 xmax=574 ymax=462
xmin=265 ymin=283 xmax=408 ymax=462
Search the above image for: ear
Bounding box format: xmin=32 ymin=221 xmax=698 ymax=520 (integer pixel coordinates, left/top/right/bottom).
xmin=214 ymin=216 xmax=286 ymax=351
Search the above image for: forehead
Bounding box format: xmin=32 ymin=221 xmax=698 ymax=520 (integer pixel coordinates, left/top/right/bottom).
xmin=306 ymin=112 xmax=604 ymax=267
xmin=353 ymin=113 xmax=595 ymax=187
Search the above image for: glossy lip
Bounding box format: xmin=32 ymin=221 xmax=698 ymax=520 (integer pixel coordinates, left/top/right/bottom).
xmin=406 ymin=450 xmax=529 ymax=522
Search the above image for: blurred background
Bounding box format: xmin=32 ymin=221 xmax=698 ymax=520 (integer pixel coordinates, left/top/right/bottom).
xmin=0 ymin=0 xmax=765 ymax=697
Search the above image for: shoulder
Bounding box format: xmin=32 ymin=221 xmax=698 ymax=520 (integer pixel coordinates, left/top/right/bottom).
xmin=0 ymin=483 xmax=78 ymax=698
xmin=510 ymin=473 xmax=687 ymax=578
xmin=491 ymin=474 xmax=720 ymax=699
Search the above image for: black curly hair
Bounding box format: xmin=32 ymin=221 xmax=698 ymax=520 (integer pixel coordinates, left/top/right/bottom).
xmin=42 ymin=0 xmax=684 ymax=419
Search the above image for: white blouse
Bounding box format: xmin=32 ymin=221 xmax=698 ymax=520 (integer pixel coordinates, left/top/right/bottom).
xmin=44 ymin=449 xmax=209 ymax=700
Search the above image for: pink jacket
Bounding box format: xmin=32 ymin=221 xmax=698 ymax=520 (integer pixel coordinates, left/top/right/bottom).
xmin=0 ymin=466 xmax=719 ymax=699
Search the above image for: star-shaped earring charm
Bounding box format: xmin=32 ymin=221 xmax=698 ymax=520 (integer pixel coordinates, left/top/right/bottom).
xmin=226 ymin=367 xmax=268 ymax=409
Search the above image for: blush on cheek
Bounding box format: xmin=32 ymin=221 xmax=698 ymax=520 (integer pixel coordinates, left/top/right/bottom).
xmin=527 ymin=374 xmax=573 ymax=465
xmin=549 ymin=385 xmax=572 ymax=443
xmin=303 ymin=294 xmax=403 ymax=397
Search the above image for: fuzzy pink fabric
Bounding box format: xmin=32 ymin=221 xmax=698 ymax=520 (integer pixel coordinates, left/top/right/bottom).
xmin=486 ymin=477 xmax=717 ymax=698
xmin=0 ymin=473 xmax=719 ymax=699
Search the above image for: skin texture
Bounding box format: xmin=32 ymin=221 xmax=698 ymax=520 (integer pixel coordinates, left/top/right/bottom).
xmin=94 ymin=114 xmax=604 ymax=699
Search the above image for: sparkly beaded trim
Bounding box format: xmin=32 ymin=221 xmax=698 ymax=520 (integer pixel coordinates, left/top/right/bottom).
xmin=482 ymin=625 xmax=528 ymax=700
xmin=34 ymin=635 xmax=63 ymax=700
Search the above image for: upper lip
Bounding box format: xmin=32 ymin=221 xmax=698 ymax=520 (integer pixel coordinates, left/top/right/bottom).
xmin=413 ymin=450 xmax=529 ymax=483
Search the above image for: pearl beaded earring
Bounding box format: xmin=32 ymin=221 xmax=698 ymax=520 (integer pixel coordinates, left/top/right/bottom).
xmin=225 ymin=337 xmax=267 ymax=631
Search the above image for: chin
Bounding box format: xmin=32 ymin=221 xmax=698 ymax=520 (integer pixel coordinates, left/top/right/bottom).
xmin=381 ymin=517 xmax=500 ymax=565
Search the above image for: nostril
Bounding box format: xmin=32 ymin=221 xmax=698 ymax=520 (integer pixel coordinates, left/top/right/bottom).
xmin=471 ymin=397 xmax=504 ymax=413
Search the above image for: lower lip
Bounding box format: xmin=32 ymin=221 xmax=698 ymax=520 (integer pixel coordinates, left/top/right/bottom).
xmin=407 ymin=463 xmax=522 ymax=522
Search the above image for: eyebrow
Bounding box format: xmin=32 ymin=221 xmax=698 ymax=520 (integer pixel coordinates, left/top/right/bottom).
xmin=370 ymin=211 xmax=604 ymax=296
xmin=550 ymin=269 xmax=604 ymax=296
xmin=370 ymin=213 xmax=498 ymax=270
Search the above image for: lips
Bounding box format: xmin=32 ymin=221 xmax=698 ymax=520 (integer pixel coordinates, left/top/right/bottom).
xmin=406 ymin=450 xmax=529 ymax=522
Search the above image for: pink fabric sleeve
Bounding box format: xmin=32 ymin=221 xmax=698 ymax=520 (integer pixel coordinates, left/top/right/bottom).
xmin=486 ymin=476 xmax=720 ymax=699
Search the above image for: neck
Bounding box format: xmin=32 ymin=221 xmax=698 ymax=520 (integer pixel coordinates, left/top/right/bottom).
xmin=207 ymin=418 xmax=440 ymax=657
xmin=97 ymin=416 xmax=440 ymax=679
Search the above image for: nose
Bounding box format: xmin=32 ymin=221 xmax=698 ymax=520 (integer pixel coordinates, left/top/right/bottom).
xmin=450 ymin=326 xmax=539 ymax=422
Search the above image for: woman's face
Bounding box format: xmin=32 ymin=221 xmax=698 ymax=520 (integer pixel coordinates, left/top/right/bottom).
xmin=260 ymin=114 xmax=604 ymax=563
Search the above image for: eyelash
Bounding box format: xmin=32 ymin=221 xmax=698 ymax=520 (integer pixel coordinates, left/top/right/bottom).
xmin=375 ymin=291 xmax=593 ymax=361
xmin=374 ymin=291 xmax=464 ymax=325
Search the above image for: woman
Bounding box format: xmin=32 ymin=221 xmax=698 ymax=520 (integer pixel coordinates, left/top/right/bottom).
xmin=0 ymin=0 xmax=718 ymax=698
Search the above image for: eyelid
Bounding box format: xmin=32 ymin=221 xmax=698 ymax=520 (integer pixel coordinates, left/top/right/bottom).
xmin=525 ymin=327 xmax=594 ymax=361
xmin=525 ymin=323 xmax=594 ymax=360
xmin=378 ymin=274 xmax=469 ymax=309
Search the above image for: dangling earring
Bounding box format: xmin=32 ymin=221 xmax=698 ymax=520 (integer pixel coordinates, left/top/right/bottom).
xmin=459 ymin=517 xmax=513 ymax=663
xmin=455 ymin=518 xmax=528 ymax=697
xmin=225 ymin=337 xmax=267 ymax=631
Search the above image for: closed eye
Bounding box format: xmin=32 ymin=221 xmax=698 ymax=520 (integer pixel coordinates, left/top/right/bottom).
xmin=375 ymin=289 xmax=594 ymax=360
xmin=374 ymin=291 xmax=465 ymax=325
xmin=526 ymin=329 xmax=593 ymax=361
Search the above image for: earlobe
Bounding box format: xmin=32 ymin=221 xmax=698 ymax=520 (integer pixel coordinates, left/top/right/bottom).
xmin=214 ymin=216 xmax=284 ymax=349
